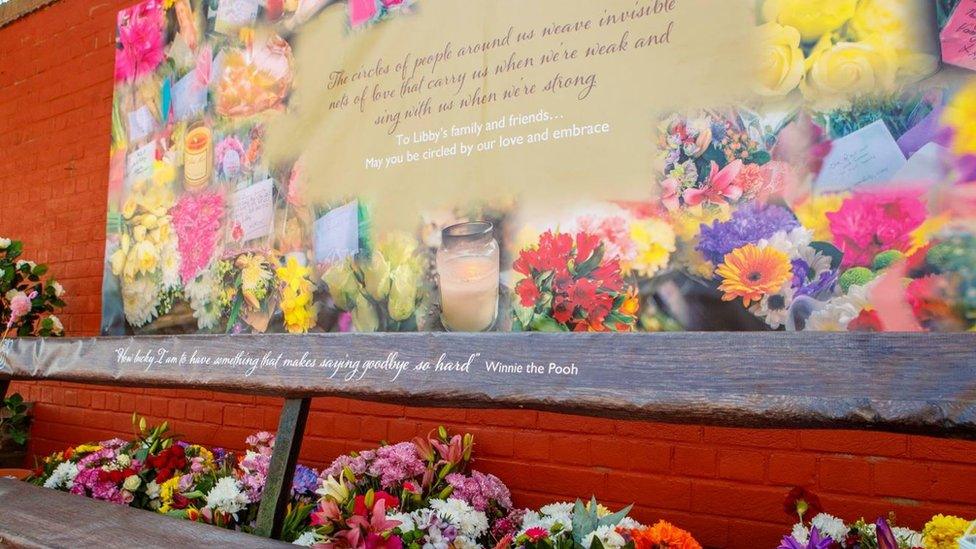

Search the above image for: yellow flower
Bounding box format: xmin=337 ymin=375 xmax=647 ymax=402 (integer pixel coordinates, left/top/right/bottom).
xmin=716 ymin=244 xmax=793 ymax=307
xmin=363 ymin=251 xmax=392 ymax=301
xmin=351 ymin=292 xmax=379 ymax=332
xmin=922 ymin=514 xmax=971 ymax=549
xmin=672 ymin=205 xmax=731 ymax=242
xmin=73 ymin=444 xmax=102 ymax=455
xmin=318 ymin=475 xmax=350 ymax=504
xmin=908 ymin=214 xmax=949 ymax=256
xmin=762 ymin=0 xmax=857 ymax=43
xmin=110 ymin=248 xmax=127 ymax=276
xmin=277 ymin=257 xmax=317 ymax=333
xmin=755 ymin=22 xmax=806 ymax=97
xmin=626 ymin=218 xmax=676 ymax=277
xmin=152 ymin=160 xmax=176 ymax=187
xmin=132 ymin=240 xmax=159 ymax=276
xmin=122 ymin=196 xmax=138 ymax=219
xmin=157 ymin=476 xmax=181 ymax=514
xmin=849 ymin=0 xmax=939 ymax=84
xmin=943 ymin=79 xmax=976 ymax=156
xmin=801 ymin=40 xmax=897 ymax=108
xmin=794 ymin=193 xmax=847 ymax=241
xmin=387 ymin=264 xmax=419 ymax=322
xmin=323 ymin=260 xmax=359 ymax=311
xmin=236 ymin=254 xmax=272 ymax=293
xmin=377 ymin=232 xmax=419 ymax=268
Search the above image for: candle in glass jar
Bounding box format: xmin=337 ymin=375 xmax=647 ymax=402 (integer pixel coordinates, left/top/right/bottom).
xmin=438 ymin=254 xmax=499 ymax=332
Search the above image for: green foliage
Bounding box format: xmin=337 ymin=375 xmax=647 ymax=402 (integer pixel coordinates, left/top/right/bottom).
xmin=0 ymin=393 xmax=31 ymax=449
xmin=0 ymin=239 xmax=66 ymax=337
xmin=816 ymin=93 xmax=934 ymax=142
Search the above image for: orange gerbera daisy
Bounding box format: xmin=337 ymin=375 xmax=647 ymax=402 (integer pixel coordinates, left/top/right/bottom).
xmin=715 ymin=244 xmax=792 ymax=307
xmin=627 ymin=520 xmax=702 ymax=549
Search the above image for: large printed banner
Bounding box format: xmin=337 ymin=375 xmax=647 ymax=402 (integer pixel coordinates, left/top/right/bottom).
xmin=102 ymin=0 xmax=976 ymax=335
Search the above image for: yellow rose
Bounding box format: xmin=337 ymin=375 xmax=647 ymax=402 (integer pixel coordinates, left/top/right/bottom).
xmin=121 ymin=196 xmax=138 ymax=219
xmin=801 ymin=40 xmax=896 ymax=108
xmin=387 ymin=264 xmax=419 ymax=322
xmin=322 ymin=260 xmax=360 ymax=311
xmin=849 ymin=0 xmax=939 ymax=83
xmin=351 ymin=292 xmax=379 ymax=332
xmin=363 ymin=251 xmax=392 ymax=301
xmin=755 ymin=22 xmax=806 ymax=96
xmin=762 ymin=0 xmax=857 ymax=43
xmin=110 ymin=248 xmax=127 ymax=276
xmin=377 ymin=232 xmax=419 ymax=268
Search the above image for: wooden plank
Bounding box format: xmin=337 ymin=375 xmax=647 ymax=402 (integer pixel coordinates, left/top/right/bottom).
xmin=0 ymin=378 xmax=8 ymax=402
xmin=254 ymin=397 xmax=311 ymax=539
xmin=0 ymin=0 xmax=61 ymax=28
xmin=0 ymin=333 xmax=975 ymax=436
xmin=0 ymin=478 xmax=290 ymax=548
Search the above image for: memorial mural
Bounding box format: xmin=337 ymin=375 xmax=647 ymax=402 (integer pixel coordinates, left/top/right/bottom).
xmin=101 ymin=0 xmax=976 ymax=335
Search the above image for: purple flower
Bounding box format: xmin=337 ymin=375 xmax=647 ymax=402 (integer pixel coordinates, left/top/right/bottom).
xmin=446 ymin=471 xmax=512 ymax=512
xmin=368 ymin=442 xmax=426 ymax=489
xmin=778 ymin=527 xmax=834 ymax=549
xmin=697 ymin=203 xmax=799 ymax=265
xmin=240 ymin=451 xmax=271 ymax=502
xmin=875 ymin=518 xmax=898 ymax=549
xmin=792 ymin=259 xmax=837 ymax=298
xmin=291 ymin=464 xmax=320 ymax=497
xmin=491 ymin=508 xmax=526 ymax=539
xmin=323 ymin=450 xmax=375 ymax=479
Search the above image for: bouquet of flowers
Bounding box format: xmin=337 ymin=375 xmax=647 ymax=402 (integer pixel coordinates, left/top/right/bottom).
xmin=0 ymin=238 xmax=66 ymax=338
xmin=512 ymin=230 xmax=639 ymax=332
xmin=322 ymin=232 xmax=428 ymax=332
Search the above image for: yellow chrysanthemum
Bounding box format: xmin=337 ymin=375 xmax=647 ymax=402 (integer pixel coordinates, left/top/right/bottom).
xmin=943 ymin=80 xmax=976 ymax=156
xmin=922 ymin=514 xmax=971 ymax=549
xmin=794 ymin=193 xmax=847 ymax=242
xmin=672 ymin=204 xmax=731 ymax=242
xmin=157 ymin=476 xmax=182 ymax=514
xmin=237 ymin=254 xmax=272 ymax=293
xmin=716 ymin=244 xmax=793 ymax=307
xmin=908 ymin=213 xmax=949 ymax=255
xmin=626 ymin=218 xmax=676 ymax=277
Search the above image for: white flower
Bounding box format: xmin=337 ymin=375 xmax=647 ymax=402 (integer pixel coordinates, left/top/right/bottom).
xmin=15 ymin=260 xmax=36 ymax=272
xmin=0 ymin=237 xmax=10 ymax=249
xmin=760 ymin=227 xmax=814 ymax=258
xmin=123 ymin=474 xmax=142 ymax=491
xmin=452 ymin=536 xmax=480 ymax=549
xmin=47 ymin=315 xmax=63 ymax=335
xmin=185 ymin=269 xmax=220 ymax=330
xmin=810 ymin=513 xmax=848 ymax=541
xmin=428 ymin=498 xmax=489 ymax=538
xmin=582 ymin=525 xmax=627 ymax=549
xmin=121 ymin=275 xmax=161 ymax=327
xmin=790 ymin=522 xmax=809 ymax=544
xmin=205 ymin=476 xmax=249 ymax=515
xmin=51 ymin=281 xmax=65 ymax=298
xmin=145 ymin=480 xmax=161 ymax=500
xmin=292 ymin=531 xmax=319 ymax=546
xmin=892 ymin=527 xmax=922 ymax=547
xmin=616 ymin=516 xmax=644 ymax=530
xmin=806 ymin=283 xmax=873 ymax=331
xmin=43 ymin=461 xmax=78 ymax=490
xmin=539 ymin=502 xmax=575 ymax=517
xmin=386 ymin=511 xmax=415 ymax=533
xmin=750 ymin=283 xmax=795 ymax=329
xmin=4 ymin=289 xmax=23 ymax=302
xmin=116 ymin=454 xmax=131 ymax=468
xmin=519 ymin=511 xmax=573 ymax=537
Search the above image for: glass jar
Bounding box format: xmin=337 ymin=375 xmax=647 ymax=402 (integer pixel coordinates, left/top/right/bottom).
xmin=436 ymin=221 xmax=499 ymax=332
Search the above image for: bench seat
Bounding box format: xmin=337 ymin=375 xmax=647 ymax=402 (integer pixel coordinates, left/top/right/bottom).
xmin=0 ymin=478 xmax=290 ymax=548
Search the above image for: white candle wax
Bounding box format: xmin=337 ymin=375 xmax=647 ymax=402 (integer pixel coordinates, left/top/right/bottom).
xmin=438 ymin=254 xmax=499 ymax=331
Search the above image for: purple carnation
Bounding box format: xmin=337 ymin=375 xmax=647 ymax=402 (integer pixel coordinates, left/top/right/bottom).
xmin=240 ymin=451 xmax=271 ymax=502
xmin=697 ymin=203 xmax=799 ymax=265
xmin=491 ymin=508 xmax=526 ymax=539
xmin=368 ymin=442 xmax=426 ymax=489
xmin=291 ymin=464 xmax=320 ymax=497
xmin=446 ymin=470 xmax=512 ymax=512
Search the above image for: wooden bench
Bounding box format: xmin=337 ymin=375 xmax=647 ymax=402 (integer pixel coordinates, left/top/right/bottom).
xmin=0 ymin=332 xmax=974 ymax=544
xmin=0 ymin=478 xmax=289 ymax=548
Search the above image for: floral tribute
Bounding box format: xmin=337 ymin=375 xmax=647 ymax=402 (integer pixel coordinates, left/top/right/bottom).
xmin=0 ymin=238 xmax=66 ymax=338
xmin=778 ymin=486 xmax=972 ymax=549
xmin=101 ymin=0 xmax=975 ymax=335
xmin=28 ymin=421 xmax=702 ymax=548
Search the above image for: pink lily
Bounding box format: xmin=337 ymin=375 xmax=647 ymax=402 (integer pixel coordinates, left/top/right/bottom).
xmin=310 ymin=499 xmax=343 ymax=526
xmin=682 ymin=160 xmax=744 ymax=207
xmin=431 ymin=435 xmax=463 ymax=466
xmin=660 ymin=177 xmax=681 ymax=211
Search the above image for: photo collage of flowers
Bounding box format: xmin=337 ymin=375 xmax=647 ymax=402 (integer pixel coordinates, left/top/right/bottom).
xmin=102 ymin=0 xmax=976 ymax=334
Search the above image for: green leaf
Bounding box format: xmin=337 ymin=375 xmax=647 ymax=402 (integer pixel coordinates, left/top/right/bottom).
xmin=32 ymin=264 xmax=48 ymax=277
xmin=528 ymin=315 xmax=569 ymax=332
xmin=573 ymin=243 xmax=605 ymax=278
xmin=748 ymin=150 xmax=771 ymax=165
xmin=597 ymin=504 xmax=633 ymax=529
xmin=7 ymin=241 xmax=22 ymax=260
xmin=810 ymin=241 xmax=844 ymax=271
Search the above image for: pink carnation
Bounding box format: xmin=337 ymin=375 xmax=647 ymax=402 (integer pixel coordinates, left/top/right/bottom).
xmin=827 ymin=190 xmax=927 ymax=268
xmin=575 ymin=215 xmax=635 ymax=263
xmin=172 ymin=190 xmax=225 ymax=284
xmin=7 ymin=293 xmax=32 ymax=326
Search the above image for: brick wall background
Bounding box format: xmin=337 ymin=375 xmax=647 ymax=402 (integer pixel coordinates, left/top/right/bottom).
xmin=0 ymin=2 xmax=974 ymax=547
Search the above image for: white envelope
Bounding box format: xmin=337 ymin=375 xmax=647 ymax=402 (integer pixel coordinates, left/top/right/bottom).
xmin=815 ymin=120 xmax=907 ymax=192
xmin=314 ymin=201 xmax=360 ymax=264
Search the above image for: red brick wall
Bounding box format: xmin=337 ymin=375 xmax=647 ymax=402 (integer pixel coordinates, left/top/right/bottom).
xmin=0 ymin=2 xmax=974 ymax=547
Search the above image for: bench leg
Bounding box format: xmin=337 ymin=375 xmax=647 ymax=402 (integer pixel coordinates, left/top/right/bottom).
xmin=254 ymin=397 xmax=311 ymax=540
xmin=0 ymin=378 xmax=9 ymax=401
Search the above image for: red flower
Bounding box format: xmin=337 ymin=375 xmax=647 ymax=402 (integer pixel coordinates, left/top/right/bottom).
xmin=354 ymin=491 xmax=400 ymax=517
xmin=907 ymin=275 xmax=955 ymax=328
xmin=848 ymin=309 xmax=883 ymax=331
xmin=524 ymin=527 xmax=549 ymax=542
xmin=516 ymin=278 xmax=541 ymax=307
xmin=783 ymin=487 xmax=822 ymax=520
xmin=575 ymin=232 xmax=600 ymax=263
xmin=146 ymin=445 xmax=187 ymax=483
xmin=172 ymin=493 xmax=191 ymax=510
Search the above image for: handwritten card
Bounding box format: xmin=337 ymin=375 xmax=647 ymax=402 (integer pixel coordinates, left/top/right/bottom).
xmin=231 ymin=178 xmax=274 ymax=242
xmin=172 ymin=70 xmax=207 ymax=121
xmin=892 ymin=142 xmax=949 ymax=183
xmin=815 ymin=120 xmax=907 ymax=192
xmin=214 ymin=0 xmax=259 ymax=34
xmin=314 ymin=201 xmax=360 ymax=264
xmin=127 ymin=105 xmax=155 ymax=143
xmin=125 ymin=142 xmax=155 ymax=188
xmin=940 ymin=0 xmax=976 ymax=72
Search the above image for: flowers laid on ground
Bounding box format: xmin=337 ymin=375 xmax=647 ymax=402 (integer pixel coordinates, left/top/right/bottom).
xmin=780 ymin=487 xmax=970 ymax=549
xmin=512 ymin=230 xmax=638 ymax=332
xmin=28 ymin=421 xmax=702 ymax=548
xmin=0 ymin=238 xmax=66 ymax=338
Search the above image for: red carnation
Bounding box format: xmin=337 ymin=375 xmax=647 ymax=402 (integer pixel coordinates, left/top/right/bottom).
xmin=515 ymin=278 xmax=541 ymax=307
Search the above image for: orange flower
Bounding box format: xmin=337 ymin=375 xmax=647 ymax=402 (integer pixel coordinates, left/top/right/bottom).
xmin=715 ymin=244 xmax=792 ymax=307
xmin=627 ymin=520 xmax=702 ymax=549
